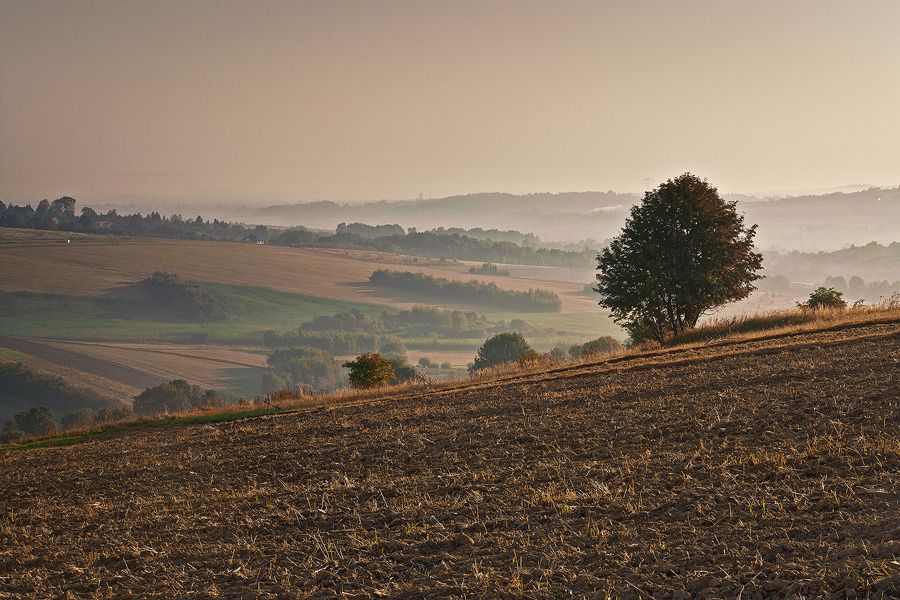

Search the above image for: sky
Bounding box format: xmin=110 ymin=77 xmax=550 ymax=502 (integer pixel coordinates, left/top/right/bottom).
xmin=2 ymin=0 xmax=899 ymax=203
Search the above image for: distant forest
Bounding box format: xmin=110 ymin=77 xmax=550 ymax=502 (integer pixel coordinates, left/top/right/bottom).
xmin=0 ymin=197 xmax=270 ymax=242
xmin=270 ymin=228 xmax=595 ymax=267
xmin=0 ymin=197 xmax=595 ymax=267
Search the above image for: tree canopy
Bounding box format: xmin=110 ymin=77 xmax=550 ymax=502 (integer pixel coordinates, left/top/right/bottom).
xmin=595 ymin=173 xmax=763 ymax=342
xmin=471 ymin=332 xmax=536 ymax=372
xmin=343 ymin=353 xmax=396 ymax=389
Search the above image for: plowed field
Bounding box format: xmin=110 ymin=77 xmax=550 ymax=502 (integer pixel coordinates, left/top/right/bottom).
xmin=1 ymin=322 xmax=898 ymax=598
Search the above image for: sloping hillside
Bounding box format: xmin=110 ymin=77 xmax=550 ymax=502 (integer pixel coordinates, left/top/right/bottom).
xmin=1 ymin=321 xmax=898 ymax=598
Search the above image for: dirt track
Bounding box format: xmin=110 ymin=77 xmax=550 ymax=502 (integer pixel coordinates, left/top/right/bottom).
xmin=1 ymin=323 xmax=898 ymax=598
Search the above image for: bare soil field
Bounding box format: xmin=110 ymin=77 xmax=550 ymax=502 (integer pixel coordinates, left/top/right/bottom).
xmin=1 ymin=321 xmax=897 ymax=598
xmin=0 ymin=338 xmax=267 ymax=397
xmin=0 ymin=228 xmax=595 ymax=313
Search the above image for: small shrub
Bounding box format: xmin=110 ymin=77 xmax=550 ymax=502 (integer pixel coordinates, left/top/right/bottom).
xmin=343 ymin=353 xmax=396 ymax=389
xmin=802 ymin=287 xmax=847 ymax=310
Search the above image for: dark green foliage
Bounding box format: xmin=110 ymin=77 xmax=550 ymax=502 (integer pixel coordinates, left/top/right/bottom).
xmin=803 ymin=287 xmax=847 ymax=310
xmin=336 ymin=222 xmax=405 ymax=238
xmin=343 ymin=353 xmax=396 ymax=389
xmin=0 ymin=362 xmax=122 ymax=425
xmin=263 ymin=347 xmax=345 ymax=393
xmin=468 ymin=263 xmax=511 ymax=277
xmin=262 ymin=330 xmax=406 ymax=356
xmin=389 ymin=357 xmax=418 ymax=384
xmin=379 ymin=306 xmax=488 ymax=338
xmin=300 ymin=309 xmax=386 ymax=333
xmin=369 ymin=270 xmax=562 ymax=312
xmin=143 ymin=272 xmax=229 ymax=322
xmin=261 ymin=306 xmax=489 ymax=351
xmin=1 ymin=406 xmax=56 ymax=441
xmin=595 ymin=173 xmax=763 ymax=342
xmin=270 ymin=228 xmax=317 ymax=245
xmin=417 ymin=357 xmax=434 ymax=368
xmin=61 ymin=408 xmax=95 ymax=431
xmin=569 ymin=336 xmax=622 ymax=359
xmin=471 ymin=332 xmax=535 ymax=372
xmin=95 ymin=406 xmax=133 ymax=423
xmin=133 ymin=380 xmax=224 ymax=416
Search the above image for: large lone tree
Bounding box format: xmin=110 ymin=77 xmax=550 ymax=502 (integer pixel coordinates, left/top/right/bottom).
xmin=595 ymin=173 xmax=763 ymax=342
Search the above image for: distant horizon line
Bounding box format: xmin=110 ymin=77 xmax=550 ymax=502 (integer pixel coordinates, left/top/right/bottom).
xmin=2 ymin=182 xmax=898 ymax=208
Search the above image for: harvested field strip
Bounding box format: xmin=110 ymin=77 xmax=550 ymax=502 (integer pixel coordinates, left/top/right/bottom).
xmin=0 ymin=321 xmax=896 ymax=598
xmin=0 ymin=337 xmax=164 ymax=390
xmin=0 ymin=338 xmax=268 ymax=394
xmin=37 ymin=340 xmax=266 ymax=370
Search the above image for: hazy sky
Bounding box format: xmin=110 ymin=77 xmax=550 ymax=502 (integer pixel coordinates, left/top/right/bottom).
xmin=2 ymin=1 xmax=899 ymax=203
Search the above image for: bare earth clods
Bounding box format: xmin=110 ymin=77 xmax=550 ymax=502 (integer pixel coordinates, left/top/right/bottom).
xmin=1 ymin=325 xmax=898 ymax=598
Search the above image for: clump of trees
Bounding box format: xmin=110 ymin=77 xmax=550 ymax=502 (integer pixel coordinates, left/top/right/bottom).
xmin=801 ymin=287 xmax=847 ymax=310
xmin=468 ymin=263 xmax=511 ymax=277
xmin=0 ymin=407 xmax=56 ymax=442
xmin=568 ymin=336 xmax=622 ymax=359
xmin=470 ymin=332 xmax=538 ymax=372
xmin=262 ymin=330 xmax=406 ymax=355
xmin=132 ymin=380 xmax=224 ymax=416
xmin=263 ymin=347 xmax=346 ymax=393
xmin=379 ymin=306 xmax=489 ymax=338
xmin=335 ymin=222 xmax=405 ymax=238
xmin=262 ymin=306 xmax=493 ymax=352
xmin=823 ymin=275 xmax=900 ymax=300
xmin=142 ymin=272 xmax=228 ymax=321
xmin=271 ymin=228 xmax=595 ymax=268
xmin=595 ymin=173 xmax=763 ymax=342
xmin=369 ymin=270 xmax=562 ymax=312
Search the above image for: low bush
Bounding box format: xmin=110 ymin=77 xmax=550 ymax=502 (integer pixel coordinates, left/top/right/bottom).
xmin=343 ymin=353 xmax=396 ymax=389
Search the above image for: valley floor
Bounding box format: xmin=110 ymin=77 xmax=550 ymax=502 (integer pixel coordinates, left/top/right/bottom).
xmin=1 ymin=322 xmax=898 ymax=598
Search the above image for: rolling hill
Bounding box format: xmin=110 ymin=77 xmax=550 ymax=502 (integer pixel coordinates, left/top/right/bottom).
xmin=1 ymin=318 xmax=897 ymax=597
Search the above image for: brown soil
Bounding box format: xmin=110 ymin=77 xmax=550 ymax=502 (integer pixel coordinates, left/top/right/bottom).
xmin=1 ymin=323 xmax=898 ymax=598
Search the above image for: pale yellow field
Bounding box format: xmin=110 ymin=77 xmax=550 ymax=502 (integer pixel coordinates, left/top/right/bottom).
xmin=35 ymin=340 xmax=268 ymax=390
xmin=0 ymin=228 xmax=595 ymax=313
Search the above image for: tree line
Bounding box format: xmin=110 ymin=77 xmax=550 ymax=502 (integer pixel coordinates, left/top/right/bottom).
xmin=271 ymin=229 xmax=595 ymax=267
xmin=0 ymin=197 xmax=596 ymax=267
xmin=368 ymin=270 xmax=563 ymax=312
xmin=0 ymin=197 xmax=271 ymax=242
